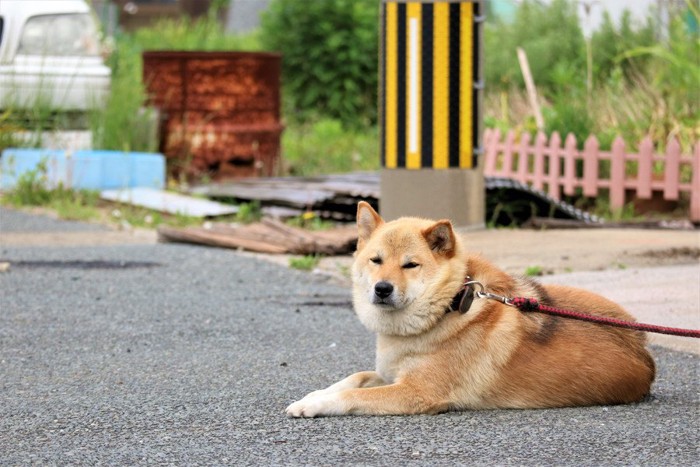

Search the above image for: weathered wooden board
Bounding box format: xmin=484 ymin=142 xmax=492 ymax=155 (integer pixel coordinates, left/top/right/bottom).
xmin=158 ymin=219 xmax=357 ymax=255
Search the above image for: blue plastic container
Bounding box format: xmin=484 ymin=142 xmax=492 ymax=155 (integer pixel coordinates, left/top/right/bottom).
xmin=0 ymin=149 xmax=165 ymax=190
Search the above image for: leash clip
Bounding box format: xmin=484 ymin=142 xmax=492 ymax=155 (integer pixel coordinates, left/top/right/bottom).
xmin=465 ymin=280 xmax=515 ymax=307
xmin=480 ymin=292 xmax=514 ymax=307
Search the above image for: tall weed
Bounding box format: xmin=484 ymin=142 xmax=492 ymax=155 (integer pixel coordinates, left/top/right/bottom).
xmin=90 ymin=34 xmax=154 ymax=152
xmin=617 ymin=5 xmax=699 ymax=149
xmin=132 ymin=14 xmax=261 ymax=51
xmin=484 ymin=1 xmax=698 ymax=152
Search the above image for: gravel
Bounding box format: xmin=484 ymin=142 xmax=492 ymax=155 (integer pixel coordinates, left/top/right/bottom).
xmin=0 ymin=207 xmax=697 ymax=465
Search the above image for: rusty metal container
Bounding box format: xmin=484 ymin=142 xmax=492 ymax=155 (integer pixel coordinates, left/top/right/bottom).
xmin=142 ymin=51 xmax=283 ymax=180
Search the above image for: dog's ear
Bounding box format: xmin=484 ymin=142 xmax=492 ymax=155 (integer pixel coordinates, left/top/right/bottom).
xmin=356 ymin=201 xmax=383 ymax=248
xmin=422 ymin=220 xmax=456 ymax=258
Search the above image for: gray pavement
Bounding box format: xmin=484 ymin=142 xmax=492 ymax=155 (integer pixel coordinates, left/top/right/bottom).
xmin=0 ymin=207 xmax=109 ymax=232
xmin=0 ymin=206 xmax=699 ymax=465
xmin=538 ymin=266 xmax=700 ymax=355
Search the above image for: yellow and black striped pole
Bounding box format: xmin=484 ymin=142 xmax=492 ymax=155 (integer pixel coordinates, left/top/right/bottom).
xmin=379 ymin=0 xmax=485 ymax=226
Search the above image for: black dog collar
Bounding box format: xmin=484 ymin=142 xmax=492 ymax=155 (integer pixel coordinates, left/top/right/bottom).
xmin=449 ymin=276 xmax=476 ymax=314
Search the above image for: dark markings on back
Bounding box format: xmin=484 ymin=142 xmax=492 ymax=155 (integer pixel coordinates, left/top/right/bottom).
xmin=525 ymin=278 xmax=561 ymax=345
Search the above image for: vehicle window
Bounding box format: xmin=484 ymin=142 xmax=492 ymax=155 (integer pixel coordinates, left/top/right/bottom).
xmin=18 ymin=14 xmax=100 ymax=56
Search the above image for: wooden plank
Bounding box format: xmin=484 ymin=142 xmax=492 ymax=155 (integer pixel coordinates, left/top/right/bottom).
xmin=157 ymin=225 xmax=289 ymax=253
xmin=532 ymin=131 xmax=547 ymax=191
xmin=547 ymin=132 xmax=561 ymax=200
xmin=483 ymin=129 xmax=497 ymax=174
xmin=691 ymin=142 xmax=700 ymax=222
xmin=517 ymin=132 xmax=531 ymax=183
xmin=502 ymin=130 xmax=516 ymax=176
xmin=562 ymin=133 xmax=578 ymax=196
xmin=516 ymin=47 xmax=545 ymax=131
xmin=663 ymin=137 xmax=681 ymax=200
xmin=206 ymin=223 xmax=304 ymax=250
xmin=157 ymin=221 xmax=358 ymax=255
xmin=261 ymin=218 xmax=318 ymax=251
xmin=582 ymin=135 xmax=599 ymax=197
xmin=636 ymin=136 xmax=654 ymax=199
xmin=609 ymin=136 xmax=626 ymax=210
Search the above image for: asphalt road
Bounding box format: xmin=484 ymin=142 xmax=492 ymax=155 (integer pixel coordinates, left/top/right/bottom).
xmin=1 ymin=208 xmax=698 ymax=465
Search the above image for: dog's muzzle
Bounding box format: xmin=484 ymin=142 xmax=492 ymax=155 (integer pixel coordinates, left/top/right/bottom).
xmin=372 ymin=281 xmax=395 ymax=305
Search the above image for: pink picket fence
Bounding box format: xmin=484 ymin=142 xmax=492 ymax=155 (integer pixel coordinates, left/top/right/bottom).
xmin=483 ymin=129 xmax=700 ymax=222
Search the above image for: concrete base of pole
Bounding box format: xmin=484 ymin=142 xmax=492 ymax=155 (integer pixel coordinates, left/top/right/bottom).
xmin=379 ymin=168 xmax=485 ymax=228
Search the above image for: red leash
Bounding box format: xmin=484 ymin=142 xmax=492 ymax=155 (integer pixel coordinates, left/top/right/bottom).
xmin=511 ymin=297 xmax=700 ymax=338
xmin=464 ymin=280 xmax=700 ymax=338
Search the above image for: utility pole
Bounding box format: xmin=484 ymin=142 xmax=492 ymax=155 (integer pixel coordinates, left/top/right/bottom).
xmin=379 ymin=0 xmax=485 ymax=227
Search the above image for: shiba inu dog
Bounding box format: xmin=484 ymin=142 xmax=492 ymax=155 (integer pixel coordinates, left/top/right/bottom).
xmin=286 ymin=202 xmax=655 ymax=417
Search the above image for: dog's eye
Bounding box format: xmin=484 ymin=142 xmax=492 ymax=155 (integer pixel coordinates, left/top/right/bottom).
xmin=402 ymin=262 xmax=419 ymax=269
xmin=370 ymin=257 xmax=382 ymax=265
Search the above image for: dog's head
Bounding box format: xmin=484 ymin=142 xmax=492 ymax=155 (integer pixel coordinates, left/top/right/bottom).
xmin=351 ymin=201 xmax=467 ymax=336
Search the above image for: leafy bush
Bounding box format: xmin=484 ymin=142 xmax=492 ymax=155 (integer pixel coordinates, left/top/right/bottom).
xmin=261 ymin=0 xmax=379 ymax=126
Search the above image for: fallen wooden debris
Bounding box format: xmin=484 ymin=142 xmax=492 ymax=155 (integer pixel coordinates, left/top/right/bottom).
xmin=157 ymin=219 xmax=357 ymax=255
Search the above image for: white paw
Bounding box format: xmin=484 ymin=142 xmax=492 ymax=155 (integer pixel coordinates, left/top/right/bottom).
xmin=285 ymin=393 xmax=343 ymax=418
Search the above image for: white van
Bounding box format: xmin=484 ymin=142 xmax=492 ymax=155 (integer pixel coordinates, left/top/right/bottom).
xmin=0 ymin=0 xmax=111 ymax=111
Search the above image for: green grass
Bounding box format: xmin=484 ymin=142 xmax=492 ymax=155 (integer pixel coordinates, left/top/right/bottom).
xmin=289 ymin=255 xmax=321 ymax=271
xmin=591 ymin=199 xmax=639 ymax=222
xmin=285 ymin=212 xmax=334 ymax=230
xmin=235 ymin=201 xmax=262 ymax=224
xmin=0 ymin=156 xmax=207 ymax=228
xmin=3 ymin=1 xmax=692 ymax=228
xmin=1 ymin=179 xmax=102 ymax=224
xmin=1 ymin=159 xmax=101 ymax=221
xmin=109 ymin=205 xmax=204 ymax=229
xmin=281 ymin=119 xmax=380 ymax=176
xmin=50 ymin=190 xmax=102 ymax=222
xmin=524 ymin=265 xmax=544 ymax=277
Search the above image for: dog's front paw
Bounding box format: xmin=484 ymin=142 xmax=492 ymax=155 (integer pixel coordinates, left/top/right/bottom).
xmin=285 ymin=393 xmax=345 ymax=418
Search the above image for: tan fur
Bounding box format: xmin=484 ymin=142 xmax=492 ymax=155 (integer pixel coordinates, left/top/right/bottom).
xmin=286 ymin=202 xmax=656 ymax=417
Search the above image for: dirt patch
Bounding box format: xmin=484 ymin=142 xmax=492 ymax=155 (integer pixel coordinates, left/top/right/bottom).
xmin=637 ymin=247 xmax=700 ymax=261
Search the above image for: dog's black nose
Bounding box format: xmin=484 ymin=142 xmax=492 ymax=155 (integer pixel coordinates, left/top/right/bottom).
xmin=374 ymin=281 xmax=394 ymax=299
